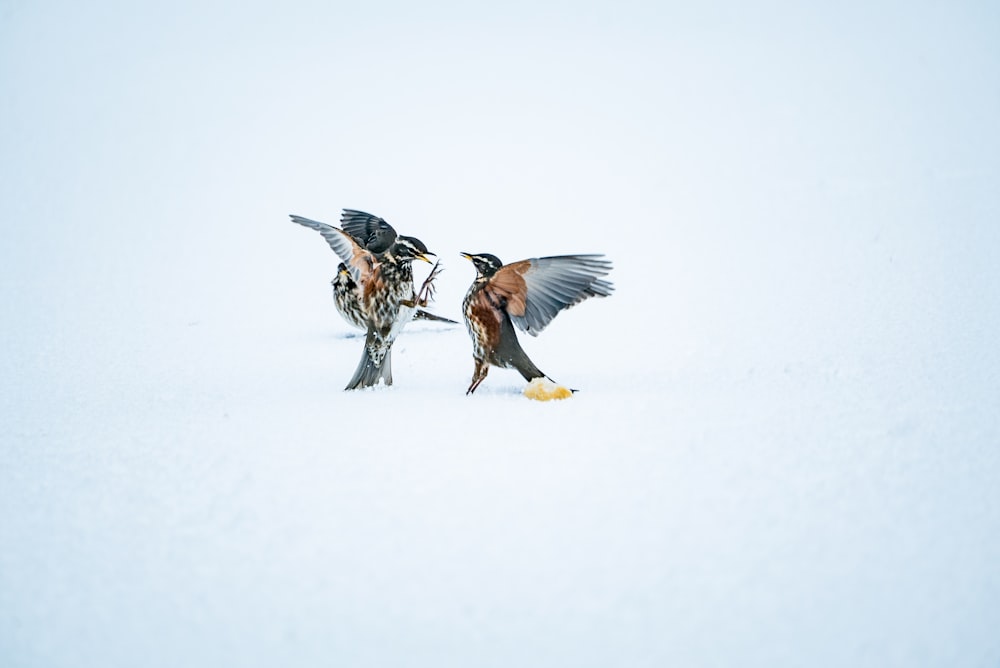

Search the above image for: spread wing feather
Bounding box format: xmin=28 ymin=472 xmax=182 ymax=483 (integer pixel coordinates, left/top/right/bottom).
xmin=290 ymin=214 xmax=373 ymax=282
xmin=339 ymin=209 xmax=397 ymax=253
xmin=489 ymin=254 xmax=614 ymax=336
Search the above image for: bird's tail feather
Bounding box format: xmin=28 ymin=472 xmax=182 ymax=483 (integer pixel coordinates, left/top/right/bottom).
xmin=495 ymin=314 xmax=547 ymax=383
xmin=413 ymin=309 xmax=458 ymax=325
xmin=345 ymin=336 xmax=393 ymax=390
xmin=510 ymin=352 xmax=547 ymax=383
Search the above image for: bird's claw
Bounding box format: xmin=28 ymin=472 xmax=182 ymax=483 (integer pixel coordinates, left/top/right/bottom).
xmin=416 ymin=260 xmax=443 ymax=306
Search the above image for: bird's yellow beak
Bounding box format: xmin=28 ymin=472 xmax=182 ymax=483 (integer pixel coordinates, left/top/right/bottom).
xmin=460 ymin=252 xmax=473 ymax=261
xmin=417 ymin=253 xmax=435 ymax=264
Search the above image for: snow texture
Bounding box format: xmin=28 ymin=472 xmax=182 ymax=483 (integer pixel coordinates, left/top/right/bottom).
xmin=2 ymin=1 xmax=999 ymax=667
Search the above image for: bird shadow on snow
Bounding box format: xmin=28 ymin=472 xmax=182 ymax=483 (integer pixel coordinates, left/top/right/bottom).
xmin=330 ymin=323 xmax=461 ymax=341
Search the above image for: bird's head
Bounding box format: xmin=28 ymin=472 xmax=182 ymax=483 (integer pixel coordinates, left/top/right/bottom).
xmin=331 ymin=262 xmax=356 ymax=288
xmin=461 ymin=252 xmax=503 ymax=278
xmin=393 ymin=236 xmax=435 ymax=264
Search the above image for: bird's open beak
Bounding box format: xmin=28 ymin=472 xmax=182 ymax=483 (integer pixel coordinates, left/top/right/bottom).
xmin=460 ymin=252 xmax=473 ymax=261
xmin=417 ymin=253 xmax=435 ymax=264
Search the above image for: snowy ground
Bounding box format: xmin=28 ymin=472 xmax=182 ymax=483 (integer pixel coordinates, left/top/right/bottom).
xmin=2 ymin=2 xmax=999 ymax=666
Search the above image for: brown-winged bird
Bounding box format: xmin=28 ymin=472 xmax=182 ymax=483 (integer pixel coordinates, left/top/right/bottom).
xmin=291 ymin=211 xmax=455 ymax=330
xmin=290 ymin=212 xmax=442 ymax=389
xmin=461 ymin=252 xmax=613 ymax=394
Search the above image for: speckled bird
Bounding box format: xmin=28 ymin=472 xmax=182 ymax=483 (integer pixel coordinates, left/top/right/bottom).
xmin=290 ymin=212 xmax=443 ymax=389
xmin=460 ymin=252 xmax=613 ymax=394
xmin=291 ymin=211 xmax=455 ymax=330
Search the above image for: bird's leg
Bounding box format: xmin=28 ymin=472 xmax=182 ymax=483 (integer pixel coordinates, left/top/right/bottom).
xmin=466 ymin=359 xmax=490 ymax=395
xmin=401 ymin=261 xmax=442 ymax=308
xmin=415 ymin=261 xmax=443 ymax=307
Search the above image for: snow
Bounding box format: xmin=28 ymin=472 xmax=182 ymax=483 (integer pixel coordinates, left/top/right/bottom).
xmin=2 ymin=1 xmax=999 ymax=666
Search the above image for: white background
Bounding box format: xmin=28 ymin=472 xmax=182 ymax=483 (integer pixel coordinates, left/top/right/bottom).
xmin=2 ymin=1 xmax=998 ymax=666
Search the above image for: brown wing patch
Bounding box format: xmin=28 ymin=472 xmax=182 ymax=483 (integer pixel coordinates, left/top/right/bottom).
xmin=487 ymin=261 xmax=530 ymax=316
xmin=351 ymin=250 xmax=376 ymax=284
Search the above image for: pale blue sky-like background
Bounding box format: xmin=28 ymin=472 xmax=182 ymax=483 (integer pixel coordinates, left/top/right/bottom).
xmin=2 ymin=2 xmax=999 ymax=666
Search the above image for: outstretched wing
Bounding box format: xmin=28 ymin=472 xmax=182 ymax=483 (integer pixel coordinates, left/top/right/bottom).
xmin=486 ymin=254 xmax=614 ymax=336
xmin=340 ymin=209 xmax=397 ymax=253
xmin=290 ymin=214 xmax=374 ymax=281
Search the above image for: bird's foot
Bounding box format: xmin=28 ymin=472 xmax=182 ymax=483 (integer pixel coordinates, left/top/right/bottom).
xmin=415 ymin=260 xmax=444 ymax=307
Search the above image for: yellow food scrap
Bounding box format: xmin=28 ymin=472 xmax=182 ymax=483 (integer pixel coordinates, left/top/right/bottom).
xmin=524 ymin=378 xmax=573 ymax=401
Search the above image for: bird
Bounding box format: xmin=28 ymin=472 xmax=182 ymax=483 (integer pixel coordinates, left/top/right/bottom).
xmin=290 ymin=211 xmax=443 ymax=389
xmin=331 ymin=262 xmax=367 ymax=330
xmin=460 ymin=252 xmax=614 ymax=395
xmin=339 ymin=209 xmax=458 ymax=323
xmin=290 ymin=211 xmax=457 ymax=330
xmin=347 ymin=233 xmax=437 ymax=389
